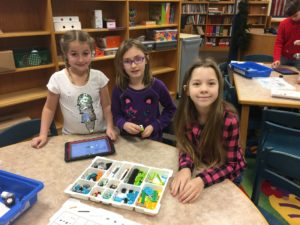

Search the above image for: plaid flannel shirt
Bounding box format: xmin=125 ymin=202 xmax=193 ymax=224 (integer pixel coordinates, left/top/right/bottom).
xmin=178 ymin=111 xmax=246 ymax=188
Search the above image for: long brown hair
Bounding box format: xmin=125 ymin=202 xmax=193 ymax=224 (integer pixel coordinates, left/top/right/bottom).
xmin=174 ymin=58 xmax=236 ymax=167
xmin=114 ymin=39 xmax=152 ymax=90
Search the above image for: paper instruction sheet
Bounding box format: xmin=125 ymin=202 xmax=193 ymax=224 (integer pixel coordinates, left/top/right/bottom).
xmin=48 ymin=198 xmax=142 ymax=225
xmin=253 ymin=77 xmax=296 ymax=90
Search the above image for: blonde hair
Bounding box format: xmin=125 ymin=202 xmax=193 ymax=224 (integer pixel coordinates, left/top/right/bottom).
xmin=174 ymin=58 xmax=236 ymax=167
xmin=60 ymin=30 xmax=95 ymax=68
xmin=114 ymin=39 xmax=152 ymax=90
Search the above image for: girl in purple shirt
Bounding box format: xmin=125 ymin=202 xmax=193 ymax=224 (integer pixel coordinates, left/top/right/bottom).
xmin=112 ymin=39 xmax=176 ymax=141
xmin=170 ymin=58 xmax=246 ymax=203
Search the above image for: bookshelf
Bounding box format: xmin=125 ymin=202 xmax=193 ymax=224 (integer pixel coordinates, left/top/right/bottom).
xmin=181 ymin=0 xmax=235 ymax=50
xmin=247 ymin=0 xmax=270 ymax=29
xmin=0 ymin=0 xmax=180 ymax=128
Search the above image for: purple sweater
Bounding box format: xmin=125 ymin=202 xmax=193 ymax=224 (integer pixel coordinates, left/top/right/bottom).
xmin=112 ymin=78 xmax=176 ymax=141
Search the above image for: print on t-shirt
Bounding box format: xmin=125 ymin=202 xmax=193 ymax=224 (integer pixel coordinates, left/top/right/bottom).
xmin=77 ymin=93 xmax=96 ymax=133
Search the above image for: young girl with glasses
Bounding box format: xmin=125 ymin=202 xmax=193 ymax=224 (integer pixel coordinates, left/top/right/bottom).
xmin=112 ymin=39 xmax=176 ymax=141
xmin=31 ymin=30 xmax=117 ymax=148
xmin=170 ymin=58 xmax=246 ymax=203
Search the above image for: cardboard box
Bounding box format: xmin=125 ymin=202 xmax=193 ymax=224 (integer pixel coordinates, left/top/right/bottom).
xmin=0 ymin=50 xmax=16 ymax=72
xmin=54 ymin=21 xmax=82 ymax=32
xmin=53 ymin=16 xmax=79 ymax=23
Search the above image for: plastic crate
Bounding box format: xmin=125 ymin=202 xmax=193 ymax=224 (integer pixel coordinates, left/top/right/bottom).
xmin=0 ymin=170 xmax=44 ymax=225
xmin=229 ymin=61 xmax=272 ymax=78
xmin=13 ymin=48 xmax=51 ymax=68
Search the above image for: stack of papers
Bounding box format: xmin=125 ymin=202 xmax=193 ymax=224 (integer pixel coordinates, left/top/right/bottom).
xmin=48 ymin=198 xmax=141 ymax=225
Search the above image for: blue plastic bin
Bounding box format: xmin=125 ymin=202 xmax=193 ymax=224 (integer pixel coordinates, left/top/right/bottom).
xmin=229 ymin=61 xmax=272 ymax=78
xmin=0 ymin=170 xmax=44 ymax=225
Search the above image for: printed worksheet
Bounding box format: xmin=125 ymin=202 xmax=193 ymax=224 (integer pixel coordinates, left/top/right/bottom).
xmin=253 ymin=77 xmax=296 ymax=90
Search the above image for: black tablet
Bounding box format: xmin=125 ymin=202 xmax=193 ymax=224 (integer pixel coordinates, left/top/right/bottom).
xmin=64 ymin=136 xmax=115 ymax=162
xmin=274 ymin=67 xmax=299 ymax=75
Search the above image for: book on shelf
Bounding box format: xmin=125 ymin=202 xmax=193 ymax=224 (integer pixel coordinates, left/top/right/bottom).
xmin=149 ymin=3 xmax=175 ymax=24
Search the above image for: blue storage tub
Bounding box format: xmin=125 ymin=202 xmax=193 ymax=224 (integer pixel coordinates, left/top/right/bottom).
xmin=0 ymin=170 xmax=44 ymax=225
xmin=229 ymin=61 xmax=272 ymax=78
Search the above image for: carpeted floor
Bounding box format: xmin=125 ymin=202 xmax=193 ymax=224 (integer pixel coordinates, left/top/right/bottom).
xmin=241 ymin=157 xmax=300 ymax=225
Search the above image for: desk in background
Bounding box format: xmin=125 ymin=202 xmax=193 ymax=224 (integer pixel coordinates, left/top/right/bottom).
xmin=232 ymin=68 xmax=300 ymax=150
xmin=0 ymin=135 xmax=267 ymax=225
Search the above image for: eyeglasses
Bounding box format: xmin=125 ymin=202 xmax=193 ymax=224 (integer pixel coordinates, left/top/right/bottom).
xmin=123 ymin=56 xmax=145 ymax=67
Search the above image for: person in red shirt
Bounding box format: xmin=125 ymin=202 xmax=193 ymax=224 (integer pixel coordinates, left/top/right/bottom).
xmin=272 ymin=0 xmax=300 ymax=74
xmin=170 ymin=59 xmax=246 ymax=204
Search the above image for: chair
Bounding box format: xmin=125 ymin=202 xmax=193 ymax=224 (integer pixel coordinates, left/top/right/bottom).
xmin=162 ymin=122 xmax=176 ymax=147
xmin=257 ymin=108 xmax=300 ymax=156
xmin=243 ymin=54 xmax=274 ymax=63
xmin=0 ymin=118 xmax=57 ymax=147
xmin=223 ymin=75 xmax=239 ymax=110
xmin=251 ymin=147 xmax=300 ymax=206
xmin=251 ymin=108 xmax=300 ymax=205
xmin=219 ymin=62 xmax=229 ymax=77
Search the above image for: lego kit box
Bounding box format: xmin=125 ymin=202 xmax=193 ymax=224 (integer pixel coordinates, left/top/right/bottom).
xmin=0 ymin=170 xmax=44 ymax=225
xmin=147 ymin=29 xmax=178 ymax=42
xmin=65 ymin=156 xmax=173 ymax=215
xmin=0 ymin=50 xmax=16 ymax=72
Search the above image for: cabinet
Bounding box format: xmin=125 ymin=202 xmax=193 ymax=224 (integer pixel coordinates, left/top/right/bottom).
xmin=0 ymin=0 xmax=180 ymax=127
xmin=247 ymin=0 xmax=270 ymax=29
xmin=181 ymin=0 xmax=235 ymax=51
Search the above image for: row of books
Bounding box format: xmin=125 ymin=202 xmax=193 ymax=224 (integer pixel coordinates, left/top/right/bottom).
xmin=208 ymin=5 xmax=235 ymax=14
xmin=186 ymin=15 xmax=206 ymax=25
xmin=182 ymin=4 xmax=207 ymax=14
xmin=205 ymin=25 xmax=231 ymax=36
xmin=149 ymin=3 xmax=176 ymax=25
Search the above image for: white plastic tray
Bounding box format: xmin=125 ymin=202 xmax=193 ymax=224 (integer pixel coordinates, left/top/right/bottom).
xmin=64 ymin=157 xmax=173 ymax=215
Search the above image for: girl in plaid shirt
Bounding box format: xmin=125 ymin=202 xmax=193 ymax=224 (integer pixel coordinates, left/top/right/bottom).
xmin=170 ymin=59 xmax=246 ymax=203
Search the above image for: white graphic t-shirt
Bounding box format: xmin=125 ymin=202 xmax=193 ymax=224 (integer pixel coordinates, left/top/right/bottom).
xmin=47 ymin=68 xmax=109 ymax=134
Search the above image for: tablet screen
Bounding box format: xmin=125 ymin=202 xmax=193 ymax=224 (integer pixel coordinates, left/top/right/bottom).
xmin=274 ymin=68 xmax=298 ymax=75
xmin=70 ymin=139 xmax=110 ymax=158
xmin=65 ymin=136 xmax=115 ymax=162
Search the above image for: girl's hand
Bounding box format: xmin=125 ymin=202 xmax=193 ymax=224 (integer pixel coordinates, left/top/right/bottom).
xmin=106 ymin=127 xmax=118 ymax=141
xmin=178 ymin=177 xmax=204 ymax=204
xmin=271 ymin=60 xmax=280 ymax=68
xmin=31 ymin=135 xmax=48 ymax=149
xmin=170 ymin=168 xmax=192 ymax=197
xmin=294 ymin=40 xmax=300 ymax=45
xmin=141 ymin=125 xmax=154 ymax=138
xmin=123 ymin=122 xmax=142 ymax=135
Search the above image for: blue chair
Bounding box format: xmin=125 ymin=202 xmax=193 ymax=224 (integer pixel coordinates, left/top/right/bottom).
xmin=243 ymin=54 xmax=274 ymax=63
xmin=258 ymin=108 xmax=300 ymax=156
xmin=251 ymin=108 xmax=300 ymax=205
xmin=0 ymin=118 xmax=57 ymax=147
xmin=251 ymin=147 xmax=300 ymax=206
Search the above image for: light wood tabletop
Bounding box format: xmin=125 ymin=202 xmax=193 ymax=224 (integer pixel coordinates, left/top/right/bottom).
xmin=0 ymin=134 xmax=267 ymax=225
xmin=232 ymin=66 xmax=300 ymax=150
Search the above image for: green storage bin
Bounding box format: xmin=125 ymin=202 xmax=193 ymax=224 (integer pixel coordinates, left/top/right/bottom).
xmin=13 ymin=48 xmax=51 ymax=68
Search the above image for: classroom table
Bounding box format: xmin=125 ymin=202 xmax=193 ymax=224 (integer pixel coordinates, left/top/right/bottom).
xmin=0 ymin=134 xmax=267 ymax=225
xmin=232 ymin=66 xmax=300 ymax=150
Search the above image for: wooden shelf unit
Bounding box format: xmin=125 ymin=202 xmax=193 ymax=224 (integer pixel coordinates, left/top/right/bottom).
xmin=181 ymin=0 xmax=235 ymax=49
xmin=247 ymin=0 xmax=270 ymax=29
xmin=0 ymin=0 xmax=180 ymax=125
